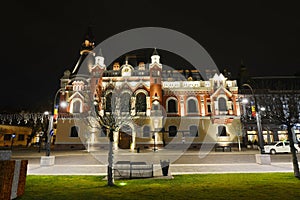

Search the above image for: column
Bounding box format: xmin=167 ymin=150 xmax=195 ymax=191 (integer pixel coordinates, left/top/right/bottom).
xmin=146 ymin=96 xmax=151 ymax=116
xmin=180 ymin=95 xmax=185 ymax=116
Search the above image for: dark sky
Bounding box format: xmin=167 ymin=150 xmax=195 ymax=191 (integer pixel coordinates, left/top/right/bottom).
xmin=1 ymin=0 xmax=300 ymax=112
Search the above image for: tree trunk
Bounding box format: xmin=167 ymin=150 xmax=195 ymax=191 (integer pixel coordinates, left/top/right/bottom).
xmin=287 ymin=123 xmax=300 ymax=179
xmin=107 ymin=129 xmax=115 ymax=186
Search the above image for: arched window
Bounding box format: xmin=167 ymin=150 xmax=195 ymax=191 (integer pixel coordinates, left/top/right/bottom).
xmin=218 ymin=97 xmax=227 ymax=112
xmin=143 ymin=126 xmax=150 ymax=137
xmin=105 ymin=93 xmax=113 ymax=112
xmin=218 ymin=126 xmax=227 ymax=137
xmin=70 ymin=126 xmax=79 ymax=137
xmin=187 ymin=98 xmax=198 ymax=113
xmin=121 ymin=93 xmax=131 ymax=112
xmin=72 ymin=100 xmax=81 ymax=113
xmin=167 ymin=98 xmax=178 ymax=113
xmin=169 ymin=126 xmax=177 ymax=137
xmin=120 ymin=125 xmax=132 ymax=135
xmin=136 ymin=93 xmax=146 ymax=112
xmin=189 ymin=125 xmax=198 ymax=137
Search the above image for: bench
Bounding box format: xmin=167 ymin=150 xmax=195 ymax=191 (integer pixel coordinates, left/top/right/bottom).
xmin=215 ymin=146 xmax=231 ymax=152
xmin=114 ymin=161 xmax=153 ymax=179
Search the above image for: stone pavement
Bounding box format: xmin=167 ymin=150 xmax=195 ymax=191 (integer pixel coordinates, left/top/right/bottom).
xmin=27 ymin=162 xmax=294 ymax=176
xmin=11 ymin=148 xmax=296 ymax=176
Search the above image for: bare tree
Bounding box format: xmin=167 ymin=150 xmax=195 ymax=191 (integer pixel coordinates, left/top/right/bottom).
xmin=88 ymin=101 xmax=118 ymax=186
xmin=281 ymin=94 xmax=300 ymax=179
xmin=268 ymin=93 xmax=300 ymax=179
xmin=84 ymin=98 xmax=130 ymax=186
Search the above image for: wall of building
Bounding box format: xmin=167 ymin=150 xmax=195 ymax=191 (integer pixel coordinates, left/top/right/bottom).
xmin=0 ymin=125 xmax=32 ymax=147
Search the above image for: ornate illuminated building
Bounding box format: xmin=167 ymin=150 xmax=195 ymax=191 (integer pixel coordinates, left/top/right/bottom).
xmin=54 ymin=29 xmax=242 ymax=151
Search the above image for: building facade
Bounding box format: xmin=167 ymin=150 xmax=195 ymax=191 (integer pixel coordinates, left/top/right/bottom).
xmin=239 ymin=76 xmax=300 ymax=147
xmin=0 ymin=125 xmax=32 ymax=147
xmin=54 ymin=31 xmax=242 ymax=151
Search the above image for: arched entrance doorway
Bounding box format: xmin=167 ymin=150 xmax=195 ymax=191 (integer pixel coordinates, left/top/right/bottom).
xmin=118 ymin=125 xmax=132 ymax=149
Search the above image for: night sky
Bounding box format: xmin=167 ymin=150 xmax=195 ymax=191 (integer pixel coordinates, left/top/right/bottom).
xmin=1 ymin=1 xmax=300 ymax=112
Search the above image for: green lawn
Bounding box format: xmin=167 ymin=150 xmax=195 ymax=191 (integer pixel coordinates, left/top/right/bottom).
xmin=19 ymin=173 xmax=300 ymax=200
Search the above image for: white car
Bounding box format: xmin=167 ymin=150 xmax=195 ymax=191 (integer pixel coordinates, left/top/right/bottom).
xmin=264 ymin=141 xmax=300 ymax=155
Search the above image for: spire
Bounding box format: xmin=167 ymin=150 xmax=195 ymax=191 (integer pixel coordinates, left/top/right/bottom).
xmin=95 ymin=48 xmax=105 ymax=68
xmin=80 ymin=26 xmax=95 ymax=54
xmin=151 ymin=48 xmax=161 ymax=65
xmin=85 ymin=25 xmax=95 ymax=44
xmin=72 ymin=26 xmax=96 ymax=75
xmin=238 ymin=58 xmax=249 ymax=87
xmin=240 ymin=58 xmax=245 ymax=68
xmin=97 ymin=48 xmax=103 ymax=57
xmin=153 ymin=48 xmax=158 ymax=55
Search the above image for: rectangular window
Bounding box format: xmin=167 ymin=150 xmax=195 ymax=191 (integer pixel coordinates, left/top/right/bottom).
xmin=168 ymin=126 xmax=177 ymax=137
xmin=207 ymin=104 xmax=211 ymax=113
xmin=218 ymin=126 xmax=227 ymax=137
xmin=4 ymin=134 xmax=11 ymax=141
xmin=143 ymin=126 xmax=151 ymax=138
xmin=18 ymin=134 xmax=25 ymax=141
xmin=70 ymin=126 xmax=79 ymax=137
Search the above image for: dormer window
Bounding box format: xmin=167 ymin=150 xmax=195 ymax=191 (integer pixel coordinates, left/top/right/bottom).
xmin=122 ymin=66 xmax=132 ymax=76
xmin=204 ymin=81 xmax=211 ymax=87
xmin=138 ymin=62 xmax=145 ymax=70
xmin=113 ymin=62 xmax=120 ymax=71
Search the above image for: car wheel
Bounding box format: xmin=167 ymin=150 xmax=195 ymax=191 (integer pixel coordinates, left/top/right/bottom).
xmin=270 ymin=149 xmax=276 ymax=155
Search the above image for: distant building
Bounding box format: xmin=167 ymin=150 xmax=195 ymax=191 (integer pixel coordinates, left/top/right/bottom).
xmin=54 ymin=29 xmax=242 ymax=151
xmin=0 ymin=125 xmax=32 ymax=147
xmin=240 ymin=76 xmax=300 ymax=145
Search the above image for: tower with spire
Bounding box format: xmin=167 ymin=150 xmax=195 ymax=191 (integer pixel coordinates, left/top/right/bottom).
xmin=149 ymin=48 xmax=163 ymax=112
xmin=237 ymin=59 xmax=250 ymax=87
xmin=89 ymin=48 xmax=106 ymax=111
xmin=72 ymin=26 xmax=96 ymax=75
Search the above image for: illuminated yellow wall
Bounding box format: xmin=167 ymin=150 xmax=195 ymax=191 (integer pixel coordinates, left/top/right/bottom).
xmin=0 ymin=125 xmax=32 ymax=147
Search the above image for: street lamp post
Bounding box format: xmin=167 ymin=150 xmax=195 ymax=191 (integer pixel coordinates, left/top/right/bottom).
xmin=242 ymin=84 xmax=265 ymax=154
xmin=48 ymin=88 xmax=67 ymax=156
xmin=11 ymin=133 xmax=16 ymax=150
xmin=152 ymin=133 xmax=156 ymax=152
xmin=40 ymin=88 xmax=66 ymax=167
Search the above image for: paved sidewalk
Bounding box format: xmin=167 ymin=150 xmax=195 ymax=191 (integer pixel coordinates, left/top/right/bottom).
xmin=27 ymin=162 xmax=295 ymax=176
xmin=9 ymin=148 xmax=297 ymax=176
xmin=26 ymin=161 xmax=295 ymax=176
